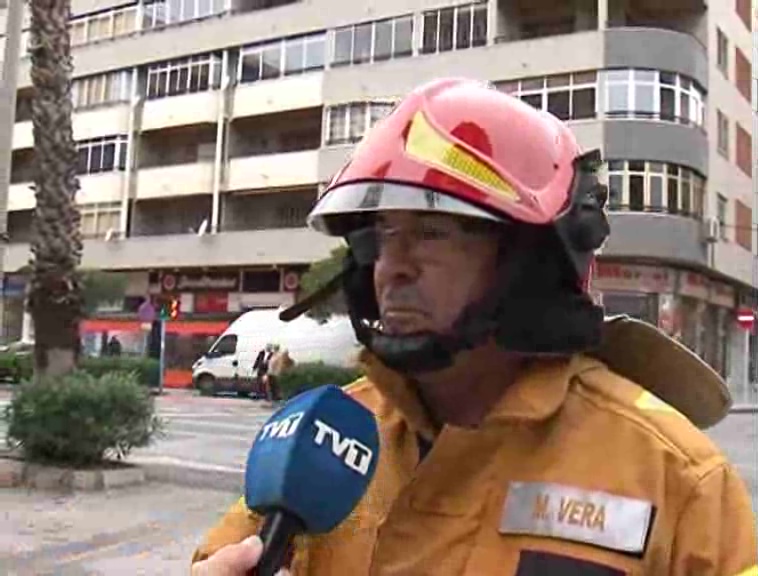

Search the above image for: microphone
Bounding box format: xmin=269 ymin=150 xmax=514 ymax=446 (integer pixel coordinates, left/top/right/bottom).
xmin=244 ymin=384 xmax=380 ymax=576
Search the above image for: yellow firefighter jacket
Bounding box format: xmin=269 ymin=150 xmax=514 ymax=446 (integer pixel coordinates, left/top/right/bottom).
xmin=192 ymin=331 xmax=756 ymax=575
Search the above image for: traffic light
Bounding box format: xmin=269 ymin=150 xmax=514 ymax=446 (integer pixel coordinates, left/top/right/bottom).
xmin=169 ymin=297 xmax=180 ymax=320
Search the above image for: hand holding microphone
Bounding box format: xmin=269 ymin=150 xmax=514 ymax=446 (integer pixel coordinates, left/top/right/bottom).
xmin=191 ymin=535 xmax=290 ymax=576
xmin=243 ymin=384 xmax=380 ymax=576
xmin=193 ymin=385 xmax=379 ymax=575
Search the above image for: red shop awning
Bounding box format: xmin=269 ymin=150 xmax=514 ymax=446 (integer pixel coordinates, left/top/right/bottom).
xmin=81 ymin=319 xmax=144 ymax=333
xmin=164 ymin=321 xmax=230 ymax=336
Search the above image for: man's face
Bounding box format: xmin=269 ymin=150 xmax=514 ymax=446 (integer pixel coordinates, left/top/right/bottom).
xmin=373 ymin=211 xmax=500 ymax=337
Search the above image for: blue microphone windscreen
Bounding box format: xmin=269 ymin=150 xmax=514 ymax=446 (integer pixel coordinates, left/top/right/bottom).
xmin=244 ymin=384 xmax=380 ymax=534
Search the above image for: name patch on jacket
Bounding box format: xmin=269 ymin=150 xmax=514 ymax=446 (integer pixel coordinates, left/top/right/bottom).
xmin=500 ymin=481 xmax=654 ymax=554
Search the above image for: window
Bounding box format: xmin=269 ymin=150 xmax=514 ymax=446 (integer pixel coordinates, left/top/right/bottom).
xmin=276 ymin=203 xmax=310 ymax=227
xmin=606 ymin=160 xmax=706 ymax=218
xmin=325 ymin=101 xmax=396 ymax=146
xmin=498 ymin=71 xmax=597 ymax=121
xmin=69 ymin=4 xmax=139 ymax=47
xmin=142 ymin=0 xmax=227 ymax=29
xmin=716 ymin=28 xmax=728 ymax=76
xmin=76 ymin=136 xmax=129 ymax=175
xmin=736 ymin=123 xmax=751 ymax=177
xmin=332 ymin=16 xmax=413 ymax=66
xmin=209 ymin=334 xmax=237 ymax=356
xmin=602 ymin=69 xmax=705 ymax=127
xmin=736 ymin=0 xmax=751 ymax=31
xmin=717 ymin=110 xmax=729 ymax=158
xmin=240 ymin=32 xmax=325 ymax=83
xmin=241 ymin=271 xmax=281 ymax=292
xmin=147 ymin=53 xmax=223 ymax=99
xmin=72 ymin=70 xmax=132 ymax=109
xmin=420 ymin=2 xmax=486 ymax=54
xmin=717 ymin=194 xmax=727 ymax=240
xmin=79 ymin=202 xmax=121 ymax=239
xmin=735 ymin=47 xmax=751 ymax=102
xmin=734 ymin=200 xmax=752 ymax=251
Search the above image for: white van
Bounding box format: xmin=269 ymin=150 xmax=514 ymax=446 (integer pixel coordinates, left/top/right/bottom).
xmin=191 ymin=307 xmax=361 ymax=396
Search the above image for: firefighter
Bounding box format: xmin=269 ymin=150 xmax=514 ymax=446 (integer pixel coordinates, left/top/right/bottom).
xmin=191 ymin=78 xmax=756 ymax=575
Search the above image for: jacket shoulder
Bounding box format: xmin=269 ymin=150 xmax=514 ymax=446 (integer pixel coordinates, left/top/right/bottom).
xmin=343 ymin=377 xmax=389 ymax=414
xmin=574 ymin=364 xmax=727 ymax=477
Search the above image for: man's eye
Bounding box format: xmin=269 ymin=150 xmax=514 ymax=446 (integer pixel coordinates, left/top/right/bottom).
xmin=419 ymin=226 xmax=450 ymax=241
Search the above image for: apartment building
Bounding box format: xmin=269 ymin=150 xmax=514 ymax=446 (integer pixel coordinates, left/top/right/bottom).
xmin=0 ymin=0 xmax=754 ymax=394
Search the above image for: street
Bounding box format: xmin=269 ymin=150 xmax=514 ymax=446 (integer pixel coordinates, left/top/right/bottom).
xmin=0 ymin=390 xmax=755 ymax=574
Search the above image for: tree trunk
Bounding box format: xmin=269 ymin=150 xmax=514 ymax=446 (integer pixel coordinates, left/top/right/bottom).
xmin=27 ymin=0 xmax=83 ymax=378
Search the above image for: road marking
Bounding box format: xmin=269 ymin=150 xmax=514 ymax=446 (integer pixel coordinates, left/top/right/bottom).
xmin=129 ymin=455 xmax=245 ymax=474
xmin=162 ymin=419 xmax=266 ymax=432
xmin=165 ymin=429 xmax=258 ymax=442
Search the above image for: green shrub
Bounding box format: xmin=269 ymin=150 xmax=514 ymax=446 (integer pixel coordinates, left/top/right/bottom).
xmin=5 ymin=371 xmax=164 ymax=467
xmin=0 ymin=353 xmax=160 ymax=388
xmin=0 ymin=352 xmax=33 ymax=383
xmin=278 ymin=362 xmax=363 ymax=400
xmin=79 ymin=356 xmax=160 ymax=389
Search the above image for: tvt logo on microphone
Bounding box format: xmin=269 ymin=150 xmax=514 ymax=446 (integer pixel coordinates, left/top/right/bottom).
xmin=313 ymin=419 xmax=374 ymax=476
xmin=259 ymin=412 xmax=304 ymax=440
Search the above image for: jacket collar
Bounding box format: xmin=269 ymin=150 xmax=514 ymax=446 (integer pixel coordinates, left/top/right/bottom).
xmin=358 ymin=350 xmax=604 ymax=439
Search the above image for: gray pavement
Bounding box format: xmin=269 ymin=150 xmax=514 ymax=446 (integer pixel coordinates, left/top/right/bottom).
xmin=0 ymin=483 xmax=240 ymax=575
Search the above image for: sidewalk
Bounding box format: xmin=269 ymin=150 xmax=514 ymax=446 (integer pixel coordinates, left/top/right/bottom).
xmin=0 ymin=482 xmax=239 ymax=575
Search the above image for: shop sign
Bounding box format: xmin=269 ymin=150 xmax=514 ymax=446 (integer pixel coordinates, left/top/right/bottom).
xmin=709 ymin=282 xmax=735 ymax=309
xmin=161 ymin=271 xmax=239 ymax=293
xmin=594 ymin=263 xmax=674 ymax=293
xmin=194 ymin=293 xmax=229 ymax=314
xmin=680 ymin=271 xmax=709 ymax=300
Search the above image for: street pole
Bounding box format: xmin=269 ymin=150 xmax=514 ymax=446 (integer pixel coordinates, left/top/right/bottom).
xmin=0 ymin=0 xmax=25 ymax=342
xmin=158 ymin=318 xmax=166 ymax=395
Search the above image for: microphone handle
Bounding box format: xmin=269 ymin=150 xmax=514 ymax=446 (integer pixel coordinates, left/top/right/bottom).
xmin=249 ymin=510 xmax=304 ymax=576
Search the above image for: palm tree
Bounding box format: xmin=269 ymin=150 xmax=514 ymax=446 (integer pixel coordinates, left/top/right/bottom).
xmin=26 ymin=0 xmax=83 ymax=377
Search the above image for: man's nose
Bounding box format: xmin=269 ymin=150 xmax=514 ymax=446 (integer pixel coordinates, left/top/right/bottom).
xmin=374 ymin=234 xmax=420 ymax=281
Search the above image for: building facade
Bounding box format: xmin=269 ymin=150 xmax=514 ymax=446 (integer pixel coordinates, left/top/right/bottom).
xmin=0 ymin=0 xmax=754 ymax=395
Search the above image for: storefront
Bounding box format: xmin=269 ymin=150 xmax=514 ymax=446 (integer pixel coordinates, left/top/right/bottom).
xmin=593 ymin=262 xmax=750 ymax=396
xmin=126 ymin=267 xmax=307 ymax=387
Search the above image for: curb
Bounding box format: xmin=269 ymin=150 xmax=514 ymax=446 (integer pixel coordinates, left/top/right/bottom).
xmin=729 ymin=405 xmax=758 ymax=414
xmin=0 ymin=456 xmax=147 ymax=491
xmin=131 ymin=457 xmax=244 ymax=493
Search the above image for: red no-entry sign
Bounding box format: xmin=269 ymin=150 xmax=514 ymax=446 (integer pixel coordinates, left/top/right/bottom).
xmin=736 ymin=307 xmax=755 ymax=331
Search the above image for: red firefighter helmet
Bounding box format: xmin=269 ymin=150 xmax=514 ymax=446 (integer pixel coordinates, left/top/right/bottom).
xmin=309 ymin=77 xmax=585 ymax=232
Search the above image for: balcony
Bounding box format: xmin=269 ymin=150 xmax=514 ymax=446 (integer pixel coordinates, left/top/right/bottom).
xmin=2 ymin=228 xmax=344 ymax=272
xmin=602 ymin=212 xmax=707 ymax=268
xmin=604 ymin=120 xmax=708 ymax=177
xmin=232 ymin=74 xmax=324 ymax=119
xmin=227 ymin=150 xmax=319 ymax=192
xmin=77 ymin=172 xmax=126 ymax=205
xmin=11 ymin=122 xmax=32 ymax=150
xmin=142 ymin=91 xmax=220 ymax=132
xmin=7 ymin=182 xmax=34 ymax=212
xmin=323 ymin=31 xmax=604 ymax=102
xmin=136 ymin=162 xmax=215 ymax=199
xmin=131 ymin=195 xmax=212 ymax=237
xmin=6 ymin=172 xmax=124 ymax=212
xmin=604 ymin=27 xmax=707 ymax=89
xmin=13 ymin=104 xmax=132 ymax=151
